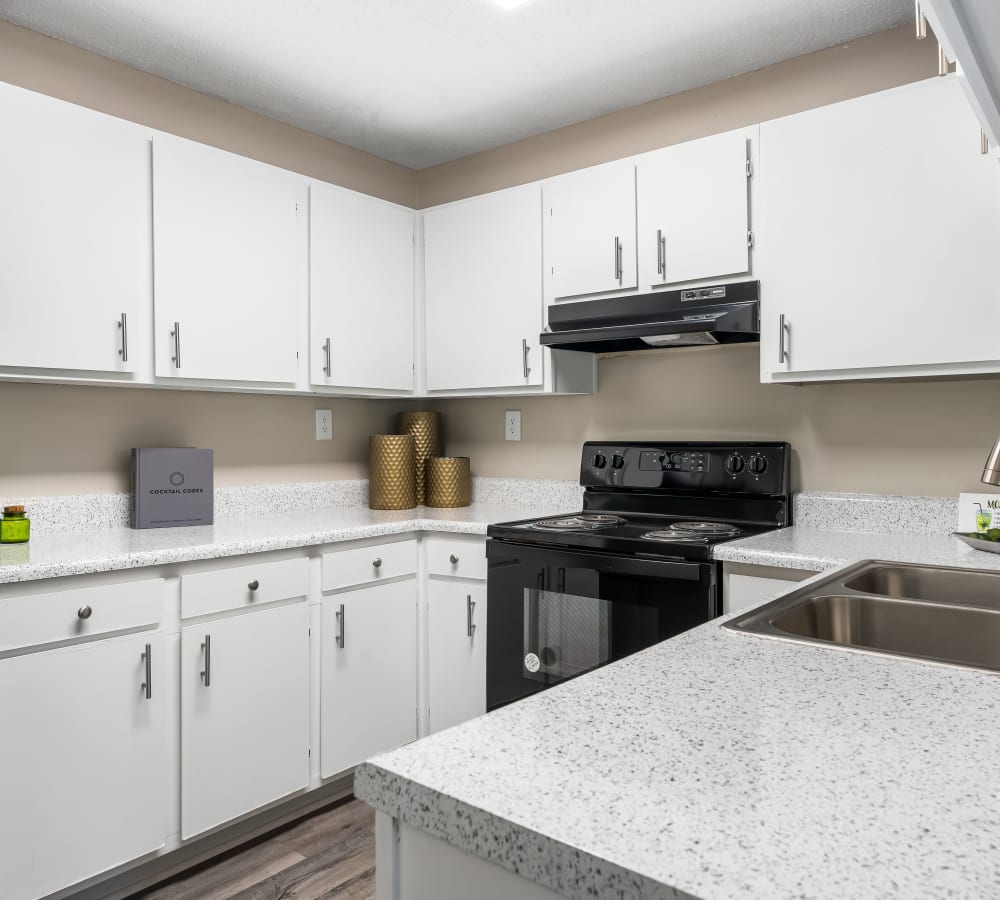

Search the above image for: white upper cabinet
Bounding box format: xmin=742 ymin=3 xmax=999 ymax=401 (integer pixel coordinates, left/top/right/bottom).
xmin=636 ymin=128 xmax=753 ymax=288
xmin=310 ymin=183 xmax=414 ymax=391
xmin=152 ymin=133 xmax=300 ymax=384
xmin=921 ymin=0 xmax=1000 ymax=153
xmin=424 ymin=184 xmax=544 ymax=391
xmin=0 ymin=83 xmax=150 ymax=375
xmin=758 ymin=77 xmax=1000 ymax=381
xmin=544 ymin=159 xmax=637 ymax=302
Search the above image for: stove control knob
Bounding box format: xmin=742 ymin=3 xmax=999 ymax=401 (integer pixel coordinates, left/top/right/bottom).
xmin=611 ymin=454 xmax=625 ymax=470
xmin=592 ymin=453 xmax=607 ymax=469
xmin=748 ymin=454 xmax=768 ymax=475
xmin=725 ymin=454 xmax=746 ymax=475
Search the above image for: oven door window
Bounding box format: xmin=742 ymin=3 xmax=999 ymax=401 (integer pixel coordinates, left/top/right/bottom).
xmin=523 ymin=588 xmax=610 ymax=684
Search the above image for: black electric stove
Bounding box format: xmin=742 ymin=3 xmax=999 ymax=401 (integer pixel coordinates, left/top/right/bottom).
xmin=485 ymin=441 xmax=791 ymax=710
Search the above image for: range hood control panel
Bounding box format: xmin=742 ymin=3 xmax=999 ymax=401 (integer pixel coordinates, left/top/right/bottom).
xmin=581 ymin=442 xmax=789 ymax=495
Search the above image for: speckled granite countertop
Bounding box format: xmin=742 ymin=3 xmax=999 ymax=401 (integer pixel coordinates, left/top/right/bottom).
xmin=0 ymin=502 xmax=561 ymax=584
xmin=355 ymin=577 xmax=1000 ymax=900
xmin=713 ymin=525 xmax=1000 ymax=573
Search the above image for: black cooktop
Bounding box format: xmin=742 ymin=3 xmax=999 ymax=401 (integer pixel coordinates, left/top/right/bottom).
xmin=487 ymin=511 xmax=777 ymax=561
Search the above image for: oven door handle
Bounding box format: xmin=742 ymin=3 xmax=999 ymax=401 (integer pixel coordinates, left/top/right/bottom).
xmin=487 ymin=541 xmax=705 ymax=582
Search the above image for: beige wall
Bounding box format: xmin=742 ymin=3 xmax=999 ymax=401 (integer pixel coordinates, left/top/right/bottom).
xmin=417 ymin=26 xmax=936 ymax=207
xmin=0 ymin=19 xmax=418 ymax=206
xmin=0 ymin=382 xmax=395 ymax=497
xmin=430 ymin=347 xmax=999 ymax=496
xmin=2 ymin=20 xmax=985 ymax=502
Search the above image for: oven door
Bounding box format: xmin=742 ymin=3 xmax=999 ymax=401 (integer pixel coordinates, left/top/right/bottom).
xmin=486 ymin=539 xmax=718 ymax=711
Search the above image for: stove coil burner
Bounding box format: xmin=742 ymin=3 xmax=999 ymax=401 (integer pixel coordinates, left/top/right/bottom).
xmin=668 ymin=521 xmax=742 ymax=536
xmin=530 ymin=514 xmax=624 ymax=532
xmin=641 ymin=531 xmax=711 ymax=544
xmin=576 ymin=514 xmax=625 ymax=525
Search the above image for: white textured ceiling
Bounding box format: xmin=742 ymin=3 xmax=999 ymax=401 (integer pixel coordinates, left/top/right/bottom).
xmin=0 ymin=0 xmax=912 ymax=168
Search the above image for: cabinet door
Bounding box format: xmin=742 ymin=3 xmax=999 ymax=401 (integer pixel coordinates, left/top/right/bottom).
xmin=310 ymin=183 xmax=414 ymax=391
xmin=759 ymin=77 xmax=1000 ymax=380
xmin=153 ymin=134 xmax=300 ymax=383
xmin=0 ymin=634 xmax=165 ymax=900
xmin=320 ymin=579 xmax=417 ymax=778
xmin=428 ymin=581 xmax=486 ymax=734
xmin=425 ymin=185 xmax=544 ymax=390
xmin=545 ymin=159 xmax=637 ymax=301
xmin=0 ymin=83 xmax=149 ymax=374
xmin=180 ymin=603 xmax=309 ymax=839
xmin=637 ymin=129 xmax=751 ymax=288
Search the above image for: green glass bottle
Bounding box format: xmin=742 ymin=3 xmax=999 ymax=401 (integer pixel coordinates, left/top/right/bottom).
xmin=0 ymin=505 xmax=30 ymax=543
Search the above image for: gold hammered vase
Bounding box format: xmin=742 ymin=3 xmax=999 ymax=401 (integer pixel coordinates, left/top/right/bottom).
xmin=396 ymin=411 xmax=443 ymax=504
xmin=368 ymin=434 xmax=417 ymax=510
xmin=424 ymin=456 xmax=472 ymax=508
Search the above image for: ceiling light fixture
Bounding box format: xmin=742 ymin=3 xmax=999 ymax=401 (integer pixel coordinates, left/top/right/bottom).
xmin=492 ymin=0 xmax=534 ymax=10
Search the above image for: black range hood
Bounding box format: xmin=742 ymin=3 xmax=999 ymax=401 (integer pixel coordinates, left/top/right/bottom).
xmin=540 ymin=280 xmax=759 ymax=354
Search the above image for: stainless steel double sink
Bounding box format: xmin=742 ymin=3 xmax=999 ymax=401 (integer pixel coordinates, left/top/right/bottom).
xmin=725 ymin=560 xmax=1000 ymax=674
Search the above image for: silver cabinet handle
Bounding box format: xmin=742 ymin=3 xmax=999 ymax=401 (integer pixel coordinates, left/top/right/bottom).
xmin=247 ymin=579 xmax=259 ymax=592
xmin=336 ymin=603 xmax=346 ymax=648
xmin=522 ymin=338 xmax=530 ymax=379
xmin=141 ymin=643 xmax=152 ymax=700
xmin=915 ymin=0 xmax=927 ymax=38
xmin=373 ymin=557 xmax=382 ymax=569
xmin=938 ymin=43 xmax=949 ymax=76
xmin=467 ymin=594 xmax=477 ymax=638
xmin=170 ymin=322 xmax=181 ymax=369
xmin=201 ymin=634 xmax=211 ymax=687
xmin=449 ymin=554 xmax=459 ymax=565
xmin=614 ymin=236 xmax=623 ymax=282
xmin=656 ymin=229 xmax=666 ymax=277
xmin=915 ymin=0 xmax=927 ymax=39
xmin=77 ymin=605 xmax=93 ymax=620
xmin=117 ymin=312 xmax=128 ymax=362
xmin=982 ymin=129 xmax=991 ymax=156
xmin=777 ymin=314 xmax=789 ymax=365
xmin=322 ymin=337 xmax=332 ymax=377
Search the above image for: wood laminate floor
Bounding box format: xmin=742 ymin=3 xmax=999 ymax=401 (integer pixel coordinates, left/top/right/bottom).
xmin=136 ymin=798 xmax=375 ymax=900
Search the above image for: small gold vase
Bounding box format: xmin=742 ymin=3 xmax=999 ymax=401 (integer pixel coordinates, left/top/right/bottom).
xmin=425 ymin=456 xmax=472 ymax=508
xmin=369 ymin=434 xmax=417 ymax=510
xmin=396 ymin=411 xmax=443 ymax=504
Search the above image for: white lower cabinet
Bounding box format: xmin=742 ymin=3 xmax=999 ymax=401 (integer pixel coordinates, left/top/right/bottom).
xmin=428 ymin=580 xmax=487 ymax=734
xmin=320 ymin=579 xmax=418 ymax=778
xmin=180 ymin=602 xmax=310 ymax=839
xmin=0 ymin=632 xmax=166 ymax=900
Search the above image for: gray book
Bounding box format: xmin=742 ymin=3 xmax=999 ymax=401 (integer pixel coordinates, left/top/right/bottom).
xmin=131 ymin=448 xmax=214 ymax=529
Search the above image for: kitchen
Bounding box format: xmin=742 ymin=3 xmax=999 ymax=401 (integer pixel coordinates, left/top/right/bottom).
xmin=1 ymin=0 xmax=999 ymax=898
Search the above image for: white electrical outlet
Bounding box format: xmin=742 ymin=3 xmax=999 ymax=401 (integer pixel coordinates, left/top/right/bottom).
xmin=505 ymin=410 xmax=522 ymax=441
xmin=315 ymin=409 xmax=333 ymax=441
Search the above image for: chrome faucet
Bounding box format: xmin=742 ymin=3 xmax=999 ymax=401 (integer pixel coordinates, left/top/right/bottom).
xmin=983 ymin=436 xmax=1000 ymax=486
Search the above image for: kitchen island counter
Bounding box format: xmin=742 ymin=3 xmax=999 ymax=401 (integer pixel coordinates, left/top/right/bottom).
xmin=355 ymin=567 xmax=1000 ymax=900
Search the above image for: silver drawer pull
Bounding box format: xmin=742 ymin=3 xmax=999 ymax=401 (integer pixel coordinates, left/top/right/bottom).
xmin=467 ymin=594 xmax=477 ymax=638
xmin=117 ymin=312 xmax=128 ymax=362
xmin=777 ymin=314 xmax=789 ymax=365
xmin=170 ymin=322 xmax=181 ymax=368
xmin=247 ymin=579 xmax=260 ymax=592
xmin=201 ymin=634 xmax=211 ymax=687
xmin=373 ymin=557 xmax=382 ymax=569
xmin=336 ymin=603 xmax=346 ymax=648
xmin=322 ymin=337 xmax=332 ymax=377
xmin=656 ymin=229 xmax=666 ymax=277
xmin=450 ymin=554 xmax=459 ymax=565
xmin=77 ymin=605 xmax=93 ymax=620
xmin=141 ymin=643 xmax=152 ymax=700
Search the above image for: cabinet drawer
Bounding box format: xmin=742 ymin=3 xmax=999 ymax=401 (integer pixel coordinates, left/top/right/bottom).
xmin=0 ymin=578 xmax=163 ymax=653
xmin=181 ymin=557 xmax=309 ymax=619
xmin=427 ymin=536 xmax=487 ymax=580
xmin=322 ymin=539 xmax=417 ymax=592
